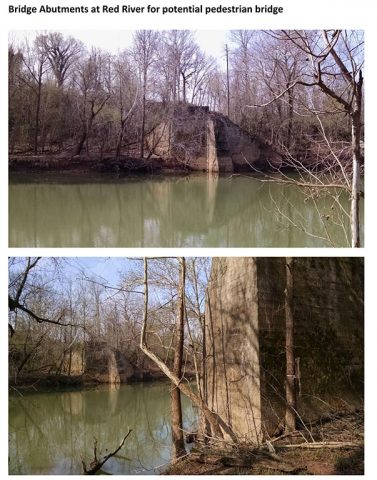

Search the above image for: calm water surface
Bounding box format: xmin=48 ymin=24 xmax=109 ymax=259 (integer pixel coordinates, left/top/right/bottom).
xmin=9 ymin=382 xmax=197 ymax=475
xmin=9 ymin=173 xmax=363 ymax=247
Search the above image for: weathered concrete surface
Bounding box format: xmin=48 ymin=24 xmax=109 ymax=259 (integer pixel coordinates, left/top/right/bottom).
xmin=84 ymin=341 xmax=131 ymax=384
xmin=205 ymin=258 xmax=262 ymax=442
xmin=83 ymin=341 xmax=167 ymax=384
xmin=146 ymin=104 xmax=282 ymax=172
xmin=211 ymin=114 xmax=281 ymax=172
xmin=205 ymin=257 xmax=364 ymax=443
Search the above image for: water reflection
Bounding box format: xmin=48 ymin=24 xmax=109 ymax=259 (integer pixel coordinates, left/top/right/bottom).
xmin=9 ymin=383 xmax=197 ymax=475
xmin=9 ymin=173 xmax=363 ymax=247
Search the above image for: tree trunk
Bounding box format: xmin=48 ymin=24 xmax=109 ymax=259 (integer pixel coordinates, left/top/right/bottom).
xmin=115 ymin=118 xmax=126 ymax=170
xmin=76 ymin=128 xmax=87 ymax=155
xmin=141 ymin=341 xmax=235 ymax=440
xmin=180 ymin=71 xmax=187 ymax=103
xmin=33 ymin=79 xmax=42 ymax=154
xmin=140 ymin=70 xmax=147 ymax=158
xmin=77 ymin=106 xmax=97 ymax=156
xmin=350 ymin=71 xmax=363 ymax=248
xmin=171 ymin=258 xmax=186 ymax=459
xmin=286 ymin=85 xmax=294 ymax=151
xmin=225 ymin=44 xmax=230 ymax=118
xmin=115 ymin=126 xmax=123 ymax=160
xmin=351 ymin=118 xmax=360 ymax=248
xmin=285 ymin=257 xmax=297 ymax=432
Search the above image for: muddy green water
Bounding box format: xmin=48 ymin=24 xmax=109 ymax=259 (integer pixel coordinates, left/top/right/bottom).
xmin=9 ymin=173 xmax=363 ymax=247
xmin=9 ymin=383 xmax=198 ymax=475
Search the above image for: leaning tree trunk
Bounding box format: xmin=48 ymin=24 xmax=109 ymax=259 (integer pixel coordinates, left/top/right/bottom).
xmin=350 ymin=71 xmax=363 ymax=248
xmin=170 ymin=258 xmax=186 ymax=459
xmin=351 ymin=119 xmax=360 ymax=248
xmin=285 ymin=257 xmax=297 ymax=432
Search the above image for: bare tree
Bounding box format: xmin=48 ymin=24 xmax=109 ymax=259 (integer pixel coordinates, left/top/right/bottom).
xmin=247 ymin=30 xmax=364 ymax=247
xmin=161 ymin=30 xmax=202 ymax=104
xmin=285 ymin=257 xmax=297 ymax=432
xmin=133 ymin=30 xmax=160 ymax=158
xmin=8 ymin=258 xmax=86 ymax=381
xmin=8 ymin=257 xmax=79 ymax=333
xmin=18 ymin=39 xmax=50 ymax=154
xmin=36 ymin=32 xmax=82 ymax=88
xmin=112 ymin=51 xmax=139 ymax=160
xmin=74 ymin=48 xmax=112 ymax=155
xmin=283 ymin=30 xmax=363 ymax=247
xmin=228 ymin=30 xmax=259 ymax=128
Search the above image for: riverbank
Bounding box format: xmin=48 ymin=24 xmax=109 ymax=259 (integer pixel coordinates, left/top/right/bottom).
xmin=9 ymin=153 xmax=203 ymax=175
xmin=9 ymin=370 xmax=169 ymax=393
xmin=166 ymin=410 xmax=364 ymax=475
xmin=9 ymin=142 xmax=361 ymax=176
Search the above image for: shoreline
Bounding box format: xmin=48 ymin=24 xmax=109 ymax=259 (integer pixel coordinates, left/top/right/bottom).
xmin=9 ymin=154 xmax=208 ymax=175
xmin=9 ymin=152 xmax=358 ymax=178
xmin=8 ymin=371 xmax=170 ymax=393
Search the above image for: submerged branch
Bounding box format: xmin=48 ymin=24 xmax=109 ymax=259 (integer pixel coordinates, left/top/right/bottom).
xmin=81 ymin=429 xmax=132 ymax=475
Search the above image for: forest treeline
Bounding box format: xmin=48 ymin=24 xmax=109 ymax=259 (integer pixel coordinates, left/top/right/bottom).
xmin=9 ymin=30 xmax=364 ymax=163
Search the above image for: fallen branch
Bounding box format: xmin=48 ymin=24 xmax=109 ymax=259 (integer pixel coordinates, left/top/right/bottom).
xmin=277 ymin=441 xmax=363 ymax=450
xmin=268 ymin=429 xmax=302 ymax=444
xmin=81 ymin=428 xmax=132 ymax=475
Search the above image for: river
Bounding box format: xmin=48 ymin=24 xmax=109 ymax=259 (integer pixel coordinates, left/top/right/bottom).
xmin=9 ymin=382 xmax=198 ymax=475
xmin=9 ymin=172 xmax=363 ymax=247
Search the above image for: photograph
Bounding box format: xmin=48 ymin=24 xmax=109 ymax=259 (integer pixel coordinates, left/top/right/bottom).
xmin=8 ymin=257 xmax=364 ymax=475
xmin=8 ymin=29 xmax=364 ymax=248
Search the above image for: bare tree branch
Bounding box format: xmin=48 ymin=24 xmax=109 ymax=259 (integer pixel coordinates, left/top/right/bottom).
xmin=81 ymin=429 xmax=132 ymax=475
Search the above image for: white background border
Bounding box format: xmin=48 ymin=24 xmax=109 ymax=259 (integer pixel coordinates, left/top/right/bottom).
xmin=2 ymin=0 xmax=375 ymax=477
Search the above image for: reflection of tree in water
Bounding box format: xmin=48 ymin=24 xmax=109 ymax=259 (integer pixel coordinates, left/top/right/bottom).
xmin=9 ymin=382 xmax=197 ymax=474
xmin=9 ymin=393 xmax=64 ymax=473
xmin=9 ymin=173 xmax=361 ymax=247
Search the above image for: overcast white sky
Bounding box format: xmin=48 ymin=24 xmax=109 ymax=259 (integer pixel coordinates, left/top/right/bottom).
xmin=10 ymin=29 xmax=230 ymax=64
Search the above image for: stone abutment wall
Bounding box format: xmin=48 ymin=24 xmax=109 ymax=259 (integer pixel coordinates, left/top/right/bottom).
xmin=146 ymin=105 xmax=282 ymax=172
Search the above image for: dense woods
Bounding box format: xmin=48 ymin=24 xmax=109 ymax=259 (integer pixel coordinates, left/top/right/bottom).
xmin=9 ymin=30 xmax=363 ymax=163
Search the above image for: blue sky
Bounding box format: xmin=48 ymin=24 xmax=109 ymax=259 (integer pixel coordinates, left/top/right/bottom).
xmin=66 ymin=257 xmax=133 ymax=286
